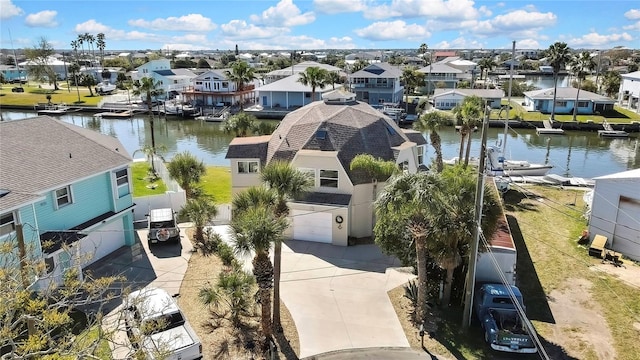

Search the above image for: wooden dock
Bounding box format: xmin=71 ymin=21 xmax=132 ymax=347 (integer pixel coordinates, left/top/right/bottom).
xmin=536 ymin=119 xmax=565 ymax=135
xmin=597 ymin=120 xmax=628 ymax=138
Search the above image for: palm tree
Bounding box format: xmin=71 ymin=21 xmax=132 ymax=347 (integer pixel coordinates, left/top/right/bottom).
xmin=419 ymin=43 xmax=428 ymax=65
xmin=84 ymin=33 xmax=95 ymax=67
xmin=325 ymin=71 xmax=341 ymax=90
xmin=180 ymin=196 xmax=218 ymax=244
xmin=478 ymin=58 xmax=497 ymax=87
xmin=76 ymin=35 xmax=85 ymax=66
xmin=67 ymin=62 xmax=81 ymax=103
xmin=601 ymin=70 xmax=621 ymax=97
xmin=232 ymin=186 xmax=277 ymax=216
xmin=199 ymin=266 xmax=255 ymax=326
xmin=401 ymin=67 xmax=423 ymax=108
xmin=225 ymin=61 xmax=257 ymax=109
xmin=132 ymin=77 xmax=165 ymax=150
xmin=297 ymin=66 xmax=329 ymax=103
xmin=259 ymin=161 xmax=312 ymax=331
xmin=547 ymin=42 xmax=572 ymax=121
xmin=414 ymin=111 xmax=451 ymax=172
xmin=222 ymin=111 xmax=257 ymax=137
xmin=570 ymin=51 xmax=596 ymax=122
xmin=231 ymin=205 xmax=288 ymax=342
xmin=166 ymin=151 xmax=206 ymax=199
xmin=96 ymin=33 xmax=106 ymax=70
xmin=459 ymin=96 xmax=483 ymax=167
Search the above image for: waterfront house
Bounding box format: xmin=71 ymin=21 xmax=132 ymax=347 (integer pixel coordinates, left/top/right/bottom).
xmin=0 ymin=64 xmax=27 ymax=83
xmin=348 ymin=62 xmax=404 ymax=105
xmin=523 ymin=87 xmax=615 ymax=115
xmin=417 ymin=62 xmax=465 ymax=94
xmin=588 ymin=169 xmax=640 ymax=261
xmin=225 ymin=90 xmax=427 ymax=245
xmin=255 ymin=72 xmax=342 ymax=109
xmin=432 ymin=89 xmax=504 ymax=110
xmin=181 ymin=69 xmax=255 ymax=107
xmin=618 ymin=71 xmax=640 ymax=113
xmin=263 ymin=61 xmax=343 ymax=85
xmin=18 ymin=57 xmax=69 ymax=80
xmin=0 ymin=116 xmax=136 ymax=289
xmin=131 ymin=59 xmax=196 ymax=98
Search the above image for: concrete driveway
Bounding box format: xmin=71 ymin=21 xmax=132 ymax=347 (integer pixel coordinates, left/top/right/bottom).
xmin=208 ymin=225 xmax=415 ymax=358
xmin=85 ymin=223 xmax=194 ymax=359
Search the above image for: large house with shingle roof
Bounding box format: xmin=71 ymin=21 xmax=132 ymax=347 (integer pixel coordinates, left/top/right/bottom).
xmin=225 ymin=90 xmax=427 ymax=245
xmin=348 ymin=62 xmax=404 ymax=105
xmin=0 ymin=116 xmax=136 ymax=289
xmin=523 ymin=87 xmax=615 ymax=114
xmin=432 ymin=88 xmax=504 ymax=110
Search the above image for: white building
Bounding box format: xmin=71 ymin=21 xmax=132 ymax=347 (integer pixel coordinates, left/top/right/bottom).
xmin=131 ymin=59 xmax=196 ymax=96
xmin=588 ymin=169 xmax=640 ymax=261
xmin=618 ymin=71 xmax=640 ymax=113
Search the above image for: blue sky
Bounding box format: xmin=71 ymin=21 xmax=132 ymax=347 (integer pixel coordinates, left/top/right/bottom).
xmin=1 ymin=0 xmax=638 ymax=51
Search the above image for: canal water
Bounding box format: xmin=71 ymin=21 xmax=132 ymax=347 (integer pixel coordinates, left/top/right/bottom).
xmin=2 ymin=110 xmax=638 ymax=179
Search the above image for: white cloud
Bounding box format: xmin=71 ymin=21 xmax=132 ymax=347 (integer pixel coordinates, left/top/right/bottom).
xmin=221 ymin=20 xmax=288 ymax=39
xmin=516 ymin=39 xmax=541 ymax=49
xmin=568 ymin=32 xmax=634 ymax=47
xmin=313 ymin=0 xmax=367 ymax=14
xmin=434 ymin=36 xmax=485 ymax=49
xmin=364 ymin=0 xmax=481 ymax=20
xmin=214 ymin=34 xmax=356 ymax=51
xmin=170 ymin=34 xmax=208 ymax=44
xmin=478 ymin=5 xmax=492 ymax=17
xmin=25 ymin=10 xmax=58 ymax=28
xmin=74 ymin=20 xmax=163 ymax=43
xmin=623 ymin=21 xmax=640 ymax=31
xmin=250 ymin=0 xmax=315 ymax=27
xmin=162 ymin=43 xmax=208 ymax=51
xmin=624 ymin=9 xmax=640 ymax=19
xmin=354 ymin=20 xmax=430 ymax=41
xmin=0 ymin=0 xmax=23 ymax=19
xmin=128 ymin=14 xmax=216 ymax=32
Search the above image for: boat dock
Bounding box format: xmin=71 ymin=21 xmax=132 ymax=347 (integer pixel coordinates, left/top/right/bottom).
xmin=94 ymin=109 xmax=141 ymax=119
xmin=536 ymin=120 xmax=565 ymax=135
xmin=598 ymin=120 xmax=628 ymax=138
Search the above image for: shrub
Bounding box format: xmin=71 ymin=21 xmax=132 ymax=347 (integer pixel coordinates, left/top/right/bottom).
xmin=194 ymin=228 xmax=222 ymax=256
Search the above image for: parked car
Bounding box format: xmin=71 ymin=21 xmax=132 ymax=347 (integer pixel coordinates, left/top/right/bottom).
xmin=147 ymin=208 xmax=180 ymax=246
xmin=124 ymin=287 xmax=202 ymax=360
xmin=11 ymin=87 xmax=24 ymax=93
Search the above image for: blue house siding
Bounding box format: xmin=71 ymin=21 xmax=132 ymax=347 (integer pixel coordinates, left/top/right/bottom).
xmin=18 ymin=205 xmax=41 ymax=257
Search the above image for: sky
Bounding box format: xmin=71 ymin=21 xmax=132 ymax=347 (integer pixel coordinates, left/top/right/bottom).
xmin=0 ymin=0 xmax=639 ymax=52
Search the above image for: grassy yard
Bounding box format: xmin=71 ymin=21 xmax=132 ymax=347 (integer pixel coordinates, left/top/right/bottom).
xmin=393 ymin=185 xmax=640 ymax=359
xmin=0 ymin=83 xmax=103 ymax=106
xmin=200 ymin=166 xmax=232 ymax=204
xmin=130 ymin=162 xmax=168 ymax=197
xmin=494 ymin=100 xmax=640 ymax=124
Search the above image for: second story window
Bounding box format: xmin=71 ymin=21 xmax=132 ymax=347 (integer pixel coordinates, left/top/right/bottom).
xmin=115 ymin=168 xmax=130 ymax=198
xmin=0 ymin=212 xmax=16 ymax=237
xmin=319 ymin=170 xmax=339 ymax=188
xmin=238 ymin=160 xmax=259 ymax=174
xmin=55 ymin=186 xmax=73 ymax=209
xmin=417 ymin=145 xmax=424 ymax=164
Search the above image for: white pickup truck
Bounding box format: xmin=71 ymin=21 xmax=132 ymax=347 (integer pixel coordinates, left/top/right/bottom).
xmin=124 ymin=287 xmax=202 ymax=360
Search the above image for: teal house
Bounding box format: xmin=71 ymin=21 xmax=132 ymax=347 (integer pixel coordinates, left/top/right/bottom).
xmin=0 ymin=116 xmax=135 ymax=289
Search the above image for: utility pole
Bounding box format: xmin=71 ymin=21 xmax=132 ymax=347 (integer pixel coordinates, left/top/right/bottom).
xmin=462 ymin=104 xmax=490 ymax=329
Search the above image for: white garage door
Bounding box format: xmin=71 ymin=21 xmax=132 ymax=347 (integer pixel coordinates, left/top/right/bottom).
xmin=292 ymin=210 xmax=332 ymax=243
xmin=613 ymin=197 xmax=640 ymax=260
xmin=79 ymin=218 xmax=126 ymax=266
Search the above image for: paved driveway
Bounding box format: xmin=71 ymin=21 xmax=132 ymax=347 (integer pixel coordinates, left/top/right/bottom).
xmin=85 ymin=223 xmax=194 ymax=360
xmin=208 ymin=225 xmax=415 ymax=358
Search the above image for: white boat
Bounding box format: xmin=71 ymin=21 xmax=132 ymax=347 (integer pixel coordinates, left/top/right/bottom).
xmin=486 ymin=145 xmax=552 ymax=176
xmin=36 ymin=103 xmax=77 ymax=115
xmin=95 ymin=80 xmax=117 ymax=95
xmin=158 ymin=101 xmax=197 ymax=116
xmin=196 ymin=110 xmax=230 ymax=122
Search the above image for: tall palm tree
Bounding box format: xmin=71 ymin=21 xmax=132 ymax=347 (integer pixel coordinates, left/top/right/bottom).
xmin=76 ymin=34 xmax=85 ymax=66
xmin=259 ymin=161 xmax=312 ymax=331
xmin=478 ymin=58 xmax=497 ymax=87
xmin=419 ymin=43 xmax=428 ymax=65
xmin=459 ymin=96 xmax=483 ymax=167
xmin=84 ymin=33 xmax=95 ymax=67
xmin=231 ymin=205 xmax=288 ymax=342
xmin=547 ymin=42 xmax=572 ymax=121
xmin=401 ymin=67 xmax=423 ymax=107
xmin=180 ymin=196 xmax=218 ymax=244
xmin=225 ymin=61 xmax=257 ymax=109
xmin=132 ymin=77 xmax=165 ymax=150
xmin=297 ymin=66 xmax=329 ymax=103
xmin=96 ymin=33 xmax=106 ymax=70
xmin=166 ymin=151 xmax=206 ymax=199
xmin=325 ymin=71 xmax=341 ymax=90
xmin=570 ymin=51 xmax=596 ymax=121
xmin=414 ymin=111 xmax=451 ymax=172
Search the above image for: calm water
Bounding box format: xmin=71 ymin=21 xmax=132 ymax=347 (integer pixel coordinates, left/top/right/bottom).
xmin=2 ymin=110 xmax=638 ymax=179
xmin=526 ymin=75 xmax=570 ymax=89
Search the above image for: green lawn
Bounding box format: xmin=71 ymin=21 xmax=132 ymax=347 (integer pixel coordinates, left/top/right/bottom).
xmin=130 ymin=162 xmax=168 ymax=197
xmin=0 ymin=83 xmax=103 ymax=106
xmin=200 ymin=166 xmax=232 ymax=204
xmin=494 ymin=100 xmax=640 ymax=124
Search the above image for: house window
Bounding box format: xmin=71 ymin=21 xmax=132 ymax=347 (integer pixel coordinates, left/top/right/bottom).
xmin=44 ymin=256 xmax=54 ymax=274
xmin=115 ymin=168 xmax=130 ymax=198
xmin=556 ymin=101 xmax=567 ymax=107
xmin=55 ymin=186 xmax=73 ymax=208
xmin=222 ymin=82 xmax=228 ymax=88
xmin=578 ymin=101 xmax=589 ymax=107
xmin=319 ymin=170 xmax=339 ymax=188
xmin=0 ymin=212 xmax=16 ymax=237
xmin=238 ymin=161 xmax=259 ymax=174
xmin=417 ymin=145 xmax=424 ymax=164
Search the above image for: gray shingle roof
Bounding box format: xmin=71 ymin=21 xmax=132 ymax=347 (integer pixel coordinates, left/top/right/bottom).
xmin=402 ymin=130 xmax=428 ymax=146
xmin=0 ymin=116 xmax=132 ymax=212
xmin=225 ymin=135 xmax=270 ymax=164
xmin=524 ymin=87 xmax=615 ymax=102
xmin=350 ymin=62 xmax=402 ymax=78
xmin=433 ymin=88 xmax=505 ymax=98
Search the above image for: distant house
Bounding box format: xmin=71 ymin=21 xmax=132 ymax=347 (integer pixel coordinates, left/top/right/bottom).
xmin=348 ymin=62 xmax=404 ymax=104
xmin=181 ymin=69 xmax=255 ymax=107
xmin=0 ymin=64 xmax=27 ymax=83
xmin=588 ymin=169 xmax=640 ymax=261
xmin=432 ymin=89 xmax=504 ymax=110
xmin=417 ymin=63 xmax=464 ymax=94
xmin=225 ymin=90 xmax=427 ymax=245
xmin=344 ymin=51 xmax=383 ymax=65
xmin=131 ymin=59 xmax=196 ymax=98
xmin=255 ymin=72 xmax=342 ymax=109
xmin=433 ymin=51 xmax=457 ymax=62
xmin=263 ymin=61 xmax=343 ymax=85
xmin=618 ymin=71 xmax=640 ymax=113
xmin=523 ymin=87 xmax=615 ymax=114
xmin=0 ymin=116 xmax=135 ymax=289
xmin=18 ymin=57 xmax=69 ymax=80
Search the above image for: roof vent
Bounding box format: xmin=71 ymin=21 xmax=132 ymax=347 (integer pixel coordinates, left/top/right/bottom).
xmin=322 ymin=89 xmax=356 ymax=104
xmin=0 ymin=189 xmax=10 ymax=198
xmin=316 ymin=129 xmax=327 ymax=140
